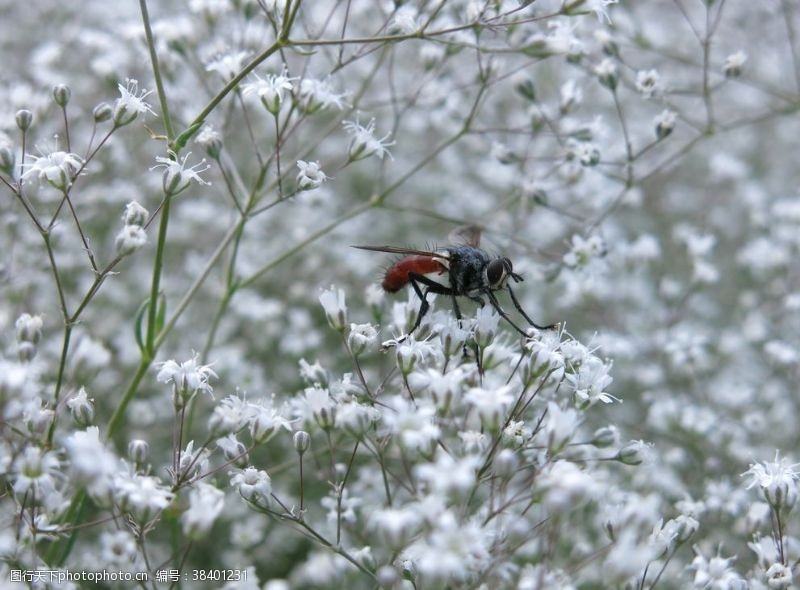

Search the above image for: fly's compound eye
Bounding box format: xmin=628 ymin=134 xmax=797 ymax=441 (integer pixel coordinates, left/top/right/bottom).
xmin=487 ymin=258 xmax=507 ymax=288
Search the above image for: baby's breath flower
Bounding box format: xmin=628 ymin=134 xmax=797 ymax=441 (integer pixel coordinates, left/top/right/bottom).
xmin=66 ymin=386 xmax=94 ymax=426
xmin=566 ymin=356 xmax=617 ymax=409
xmin=115 ymin=224 xmax=147 ymax=257
xmin=151 ymin=152 xmax=211 ymax=195
xmin=766 ymin=563 xmax=792 ymax=589
xmin=296 ymin=160 xmax=329 ymax=192
xmin=128 ymin=439 xmax=149 ymax=464
xmin=473 ymin=306 xmax=500 ymax=348
xmin=52 ymin=84 xmax=71 ymax=107
xmin=12 ymin=446 xmax=60 ymax=498
xmin=616 ymin=440 xmax=652 ymax=466
xmin=723 ymin=51 xmax=747 ymax=78
xmin=16 ymin=313 xmax=43 ymax=345
xmin=15 ymin=108 xmax=33 ymax=131
xmin=157 ymin=354 xmax=217 ymax=408
xmin=296 ymin=77 xmax=348 ymax=113
xmin=343 ymin=117 xmax=394 ymax=161
xmin=319 ymin=286 xmax=347 ymax=332
xmin=182 ymin=483 xmax=225 ymax=539
xmin=122 ymin=200 xmax=148 ymax=227
xmin=242 ymin=67 xmax=297 ymax=114
xmin=595 ymin=58 xmax=618 ymax=90
xmin=195 ymin=125 xmax=223 ymax=159
xmin=217 ymin=434 xmax=248 ymax=467
xmin=636 ymin=69 xmax=662 ymax=98
xmin=205 ymin=50 xmax=250 ymax=81
xmin=115 ymin=472 xmax=174 ymax=522
xmin=655 ymin=109 xmax=677 ymax=139
xmin=743 ymin=451 xmax=800 ymax=510
xmin=112 ymin=78 xmax=156 ymax=127
xmin=22 ymin=149 xmax=83 ymax=190
xmin=347 ymin=323 xmax=378 ymax=356
xmin=231 ymin=467 xmax=272 ymax=507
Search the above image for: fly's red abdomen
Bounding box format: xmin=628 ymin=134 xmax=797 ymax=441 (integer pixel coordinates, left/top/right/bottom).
xmin=382 ymin=256 xmax=446 ymax=292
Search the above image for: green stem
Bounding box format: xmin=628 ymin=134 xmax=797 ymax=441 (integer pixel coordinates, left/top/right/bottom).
xmin=139 ymin=0 xmax=174 ymax=140
xmin=145 ymin=194 xmax=172 ymax=353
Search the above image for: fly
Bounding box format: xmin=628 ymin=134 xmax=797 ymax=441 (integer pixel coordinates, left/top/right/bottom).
xmin=353 ymin=225 xmax=556 ymax=342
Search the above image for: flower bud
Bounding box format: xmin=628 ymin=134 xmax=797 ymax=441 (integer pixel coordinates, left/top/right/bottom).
xmin=512 ymin=73 xmax=536 ymax=102
xmin=66 ymin=387 xmax=95 ymax=427
xmin=616 ymin=440 xmax=651 ymax=465
xmin=196 ymin=126 xmax=223 ymax=159
xmin=347 ymin=323 xmax=377 ymax=356
xmin=16 ymin=313 xmax=43 ymax=344
xmin=18 ymin=342 xmax=37 ymax=362
xmin=319 ymin=286 xmax=347 ymax=332
xmin=591 ymin=425 xmax=618 ymax=448
xmin=0 ymin=144 xmax=15 ymax=175
xmin=128 ymin=439 xmax=150 ymax=464
xmin=595 ymin=59 xmax=618 ymax=90
xmin=53 ymin=84 xmax=71 ymax=107
xmin=723 ymin=51 xmax=747 ymax=78
xmin=93 ymin=102 xmax=113 ymax=123
xmin=115 ymin=224 xmax=147 ymax=256
xmin=293 ymin=430 xmax=310 ymax=455
xmin=655 ymin=110 xmax=677 ymax=140
xmin=122 ymin=201 xmax=149 ymax=227
xmin=15 ymin=109 xmax=33 ymax=131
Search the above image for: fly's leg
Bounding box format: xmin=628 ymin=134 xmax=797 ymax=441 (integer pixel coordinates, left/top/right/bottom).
xmin=507 ymin=285 xmax=556 ymax=330
xmin=484 ymin=289 xmax=532 ymax=339
xmin=394 ymin=273 xmax=455 ymax=344
xmin=450 ymin=294 xmax=471 ymax=359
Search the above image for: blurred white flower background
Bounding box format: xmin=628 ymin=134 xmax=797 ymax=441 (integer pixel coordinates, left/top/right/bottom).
xmin=1 ymin=0 xmax=800 ymax=588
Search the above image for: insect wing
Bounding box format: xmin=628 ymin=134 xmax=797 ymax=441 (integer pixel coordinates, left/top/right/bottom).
xmin=352 ymin=244 xmax=448 ymax=260
xmin=448 ymin=224 xmax=482 ymax=248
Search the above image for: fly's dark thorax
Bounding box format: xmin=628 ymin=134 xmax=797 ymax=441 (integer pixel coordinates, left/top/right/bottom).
xmin=446 ymin=246 xmax=490 ymax=297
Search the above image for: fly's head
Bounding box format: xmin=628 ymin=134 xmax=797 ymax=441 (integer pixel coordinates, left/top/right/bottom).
xmin=486 ymin=256 xmax=523 ymax=290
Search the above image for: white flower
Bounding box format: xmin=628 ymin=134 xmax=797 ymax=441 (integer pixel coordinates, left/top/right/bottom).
xmin=182 ymin=483 xmax=225 ymax=538
xmin=157 ymin=354 xmax=217 ymax=407
xmin=304 ymin=386 xmax=336 ymax=430
xmin=594 ymin=58 xmax=618 ymax=89
xmin=231 ymin=467 xmax=272 ymax=507
xmin=15 ymin=313 xmax=43 ymax=344
xmin=410 ymin=511 xmax=491 ymax=582
xmin=691 ymin=549 xmax=743 ymax=589
xmin=242 ymin=67 xmax=297 ymax=114
xmin=616 ymin=440 xmax=653 ymax=465
xmin=347 ymin=323 xmax=378 ymax=356
xmin=122 ymin=201 xmax=148 ymax=226
xmin=636 ymin=69 xmax=662 ymax=98
xmin=115 ymin=472 xmax=174 ymax=521
xmin=465 ymin=385 xmax=514 ymax=430
xmin=566 ymin=356 xmax=617 ymax=408
xmin=296 ymin=77 xmax=348 ymax=113
xmin=115 ymin=224 xmax=147 ymax=256
xmin=369 ymin=507 xmax=421 ymax=546
xmin=544 ymin=401 xmax=581 ymax=452
xmin=22 ymin=149 xmax=83 ymax=190
xmin=379 ymin=396 xmax=440 ymax=453
xmin=343 ymin=117 xmax=394 ymax=161
xmin=112 ymin=78 xmax=156 ymax=126
xmin=723 ymin=51 xmax=747 ymax=77
xmin=296 ymin=160 xmax=329 ymax=192
xmin=12 ymin=446 xmax=61 ymax=498
xmin=539 ymin=460 xmax=598 ymax=511
xmin=151 ymin=152 xmax=211 ymax=195
xmin=205 ymin=50 xmax=250 ymax=81
xmin=395 ymin=336 xmax=438 ymax=374
xmin=655 ymin=109 xmax=677 ymax=138
xmin=64 ymin=427 xmax=118 ymax=501
xmin=319 ymin=286 xmax=347 ymax=331
xmin=766 ymin=563 xmax=792 ymax=589
xmin=473 ymin=306 xmax=500 ymax=347
xmin=743 ymin=451 xmax=800 ymax=509
xmin=208 ymin=395 xmax=249 ymax=437
xmin=247 ymin=399 xmax=293 ymax=443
